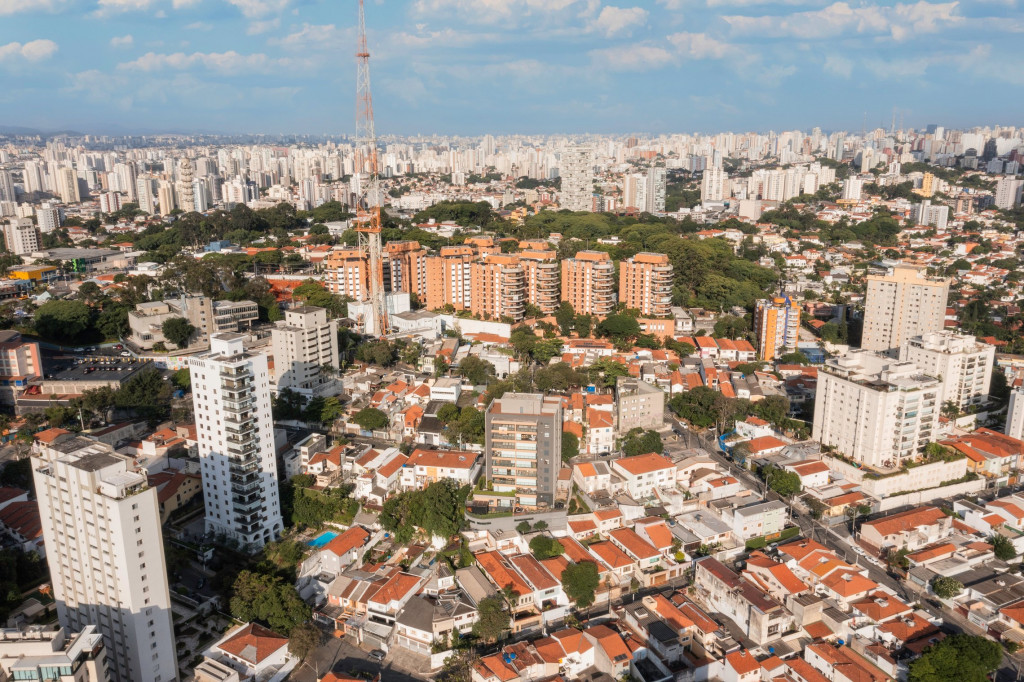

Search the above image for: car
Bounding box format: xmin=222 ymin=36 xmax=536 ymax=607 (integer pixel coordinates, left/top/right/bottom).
xmin=120 ymin=351 xmax=131 ymax=357
xmin=114 ymin=344 xmax=123 ymax=350
xmin=368 ymin=649 xmax=386 ymax=662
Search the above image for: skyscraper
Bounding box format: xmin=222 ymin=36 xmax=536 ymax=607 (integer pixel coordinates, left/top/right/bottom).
xmin=0 ymin=171 xmax=14 ymax=203
xmin=1006 ymin=387 xmax=1024 ymax=441
xmin=619 ymin=252 xmax=673 ymax=317
xmin=754 ymin=296 xmax=801 ymax=361
xmin=2 ymin=218 xmax=41 ymax=255
xmin=58 ymin=167 xmax=81 ymax=204
xmin=862 ymin=264 xmax=949 ymax=353
xmin=485 ymin=393 xmax=562 ymax=508
xmin=559 ymin=146 xmax=593 ymax=212
xmin=644 ymin=166 xmax=667 ymax=213
xmin=270 ymin=306 xmax=340 ymax=401
xmin=470 ymin=254 xmax=526 ymax=322
xmin=700 ymin=166 xmax=726 ymax=203
xmin=177 ymin=158 xmax=195 ymax=213
xmin=33 ymin=435 xmax=177 ymax=682
xmin=190 ymin=333 xmax=283 ymax=549
xmin=995 ymin=177 xmax=1024 ymax=210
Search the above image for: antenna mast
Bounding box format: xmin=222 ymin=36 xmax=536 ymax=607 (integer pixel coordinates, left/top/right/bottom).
xmin=355 ymin=0 xmax=388 ymax=337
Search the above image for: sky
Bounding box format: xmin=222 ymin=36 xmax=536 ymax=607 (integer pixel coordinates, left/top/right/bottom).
xmin=0 ymin=0 xmax=1021 ymax=136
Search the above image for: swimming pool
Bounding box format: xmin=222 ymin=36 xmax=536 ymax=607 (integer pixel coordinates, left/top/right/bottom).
xmin=308 ymin=531 xmax=339 ymax=548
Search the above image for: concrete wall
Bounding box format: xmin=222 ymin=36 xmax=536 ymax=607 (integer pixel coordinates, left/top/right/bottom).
xmin=824 ymin=455 xmax=968 ymax=498
xmin=876 ymin=478 xmax=986 ymax=511
xmin=439 ymin=315 xmax=512 ymax=340
xmin=464 ymin=509 xmax=567 ymax=534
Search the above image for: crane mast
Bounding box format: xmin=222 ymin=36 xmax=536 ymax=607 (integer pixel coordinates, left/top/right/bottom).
xmin=354 ymin=0 xmax=388 ymax=336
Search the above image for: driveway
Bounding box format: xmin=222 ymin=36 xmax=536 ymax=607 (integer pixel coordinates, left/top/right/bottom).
xmin=289 ymin=635 xmax=426 ymax=682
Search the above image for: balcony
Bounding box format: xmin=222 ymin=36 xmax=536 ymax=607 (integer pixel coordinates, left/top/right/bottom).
xmin=221 ymin=379 xmax=250 ymax=391
xmin=220 ymin=367 xmax=252 ymax=380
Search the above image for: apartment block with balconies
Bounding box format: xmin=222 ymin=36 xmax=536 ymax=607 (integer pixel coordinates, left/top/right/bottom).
xmin=562 ymin=250 xmax=615 ymax=317
xmin=619 ymin=252 xmax=674 ymax=317
xmin=485 ymin=393 xmax=562 ymax=508
xmin=470 ymin=254 xmax=526 ymax=322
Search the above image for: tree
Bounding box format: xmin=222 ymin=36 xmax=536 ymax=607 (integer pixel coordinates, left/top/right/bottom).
xmin=457 ymin=356 xmax=495 ymax=385
xmin=990 ymin=533 xmax=1017 ymax=561
xmin=622 ymin=430 xmax=664 ymax=458
xmin=516 ymin=521 xmax=532 ymax=534
xmin=575 ymin=313 xmax=593 ymax=338
xmin=352 ymin=407 xmax=388 ymax=431
xmin=561 ymin=561 xmax=600 ymax=608
xmin=529 ymin=535 xmax=564 ymax=560
xmin=471 ymin=596 xmax=510 ymax=644
xmin=930 ymin=576 xmax=963 ymax=599
xmin=172 ymin=368 xmax=191 ymax=390
xmin=562 ymin=432 xmax=579 ymax=463
xmin=597 ymin=313 xmax=642 ymax=345
xmin=762 ymin=466 xmax=802 ymax=497
xmin=229 ymin=571 xmax=311 ymax=634
xmin=941 ymin=401 xmax=961 ymax=420
xmin=908 ymin=634 xmax=1002 ymax=682
xmin=437 ymin=403 xmax=461 ymax=424
xmin=434 ymin=355 xmax=449 ymax=377
xmin=778 ymin=351 xmax=810 ymax=365
xmin=555 ymin=301 xmax=575 ymax=336
xmin=288 ymin=622 xmax=322 ymax=660
xmin=161 ymin=317 xmax=196 ymax=348
xmin=33 ymin=300 xmax=92 ymax=343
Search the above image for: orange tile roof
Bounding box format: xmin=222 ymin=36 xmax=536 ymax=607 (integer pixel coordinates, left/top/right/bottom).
xmin=804 ymin=621 xmax=833 ymax=640
xmin=475 ymin=550 xmax=532 ymax=595
xmin=588 ymin=541 xmax=635 ymax=569
xmin=510 ymin=553 xmax=559 ymax=591
xmin=34 ymin=428 xmax=70 ymax=444
xmin=821 ymin=570 xmax=877 ymax=597
xmin=407 ymin=447 xmax=478 ymax=470
xmin=584 ymin=624 xmax=632 ymax=664
xmin=368 ymin=572 xmax=420 ymax=606
xmin=747 ymin=435 xmax=789 ymax=453
xmin=609 ymin=528 xmax=660 ymax=561
xmin=558 ymin=537 xmax=609 ymax=573
xmin=726 ymin=650 xmax=761 ymax=675
xmin=594 ymin=508 xmax=622 ymax=521
xmin=217 ymin=623 xmax=288 ymax=664
xmin=862 ymin=506 xmax=945 ymax=538
xmin=323 ymin=526 xmax=369 ymax=559
xmin=639 ymin=520 xmax=674 ymax=550
xmin=613 ymin=452 xmax=674 ymax=476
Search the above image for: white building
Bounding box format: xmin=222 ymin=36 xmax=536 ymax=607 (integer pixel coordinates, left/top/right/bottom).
xmin=0 ymin=625 xmax=109 ymax=682
xmin=813 ymin=350 xmax=941 ymax=469
xmin=1007 ymin=387 xmax=1024 ymax=441
xmin=190 ymin=333 xmax=283 ymax=549
xmin=913 ymin=200 xmax=949 ymax=230
xmin=898 ymin=332 xmax=994 ymax=410
xmin=2 ymin=218 xmax=40 ymax=255
xmin=862 ymin=264 xmax=950 ymax=353
xmin=559 ymin=146 xmax=593 ymax=212
xmin=270 ymin=305 xmax=340 ymax=401
xmin=701 ymin=166 xmax=727 ymax=203
xmin=610 ymin=453 xmax=676 ymax=499
xmin=32 ymin=437 xmax=177 ymax=682
xmin=995 ymin=177 xmax=1023 ymax=210
xmin=841 ymin=177 xmax=863 ymax=201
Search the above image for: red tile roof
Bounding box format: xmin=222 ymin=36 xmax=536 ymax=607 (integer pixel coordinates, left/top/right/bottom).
xmin=217 ymin=623 xmax=288 ymax=664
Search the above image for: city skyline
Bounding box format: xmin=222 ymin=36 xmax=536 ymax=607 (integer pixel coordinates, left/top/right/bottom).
xmin=2 ymin=0 xmax=1022 ymax=135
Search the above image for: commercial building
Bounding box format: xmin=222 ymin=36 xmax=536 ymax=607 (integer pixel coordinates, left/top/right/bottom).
xmin=619 ymin=253 xmax=673 ymax=317
xmin=470 ymin=254 xmax=526 ymax=322
xmin=813 ymin=350 xmax=941 ymax=469
xmin=754 ymin=296 xmax=800 ymax=361
xmin=190 ymin=333 xmax=283 ymax=548
xmin=485 ymin=393 xmax=562 ymax=508
xmin=3 ymin=218 xmax=41 ymax=255
xmin=32 ymin=435 xmax=177 ymax=682
xmin=562 ymin=251 xmax=615 ymax=317
xmin=862 ymin=264 xmax=949 ymax=353
xmin=128 ymin=295 xmax=258 ymax=350
xmin=0 ymin=625 xmax=108 ymax=681
xmin=559 ymin=146 xmax=593 ymax=212
xmin=898 ymin=332 xmax=994 ymax=410
xmin=615 ymin=376 xmax=665 ymax=433
xmin=270 ymin=305 xmax=340 ymax=401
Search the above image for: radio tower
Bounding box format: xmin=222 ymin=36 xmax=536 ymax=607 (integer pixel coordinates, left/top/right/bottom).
xmin=355 ymin=0 xmax=388 ymax=336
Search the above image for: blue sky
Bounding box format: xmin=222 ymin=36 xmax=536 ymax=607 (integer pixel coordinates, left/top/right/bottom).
xmin=0 ymin=0 xmax=1020 ymax=135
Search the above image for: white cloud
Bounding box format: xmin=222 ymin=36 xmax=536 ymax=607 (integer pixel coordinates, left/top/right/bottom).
xmin=589 ymin=43 xmax=676 ymax=71
xmin=0 ymin=0 xmax=69 ymax=15
xmin=590 ymin=6 xmax=648 ymax=36
xmin=269 ymin=23 xmax=338 ymax=49
xmin=412 ymin=0 xmax=583 ymax=24
xmin=95 ymin=0 xmax=154 ymax=13
xmin=724 ymin=1 xmax=961 ymax=40
xmin=117 ymin=50 xmax=305 ymax=74
xmin=667 ymin=31 xmax=737 ymax=58
xmin=823 ymin=53 xmax=853 ymax=77
xmin=0 ymin=39 xmax=58 ymax=62
xmin=246 ymin=18 xmax=280 ymax=35
xmin=172 ymin=0 xmax=201 ymax=6
xmin=390 ymin=28 xmax=497 ymax=49
xmin=226 ymin=0 xmax=290 ymax=18
xmin=656 ymin=0 xmax=688 ymax=8
xmin=185 ymin=21 xmax=212 ymax=30
xmin=110 ymin=34 xmax=134 ymax=48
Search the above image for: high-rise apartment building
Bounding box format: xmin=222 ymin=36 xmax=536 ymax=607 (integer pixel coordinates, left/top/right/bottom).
xmin=190 ymin=333 xmax=283 ymax=548
xmin=0 ymin=625 xmax=109 ymax=681
xmin=644 ymin=166 xmax=667 ymax=213
xmin=57 ymin=168 xmax=81 ymax=204
xmin=176 ymin=158 xmax=194 ymax=213
xmin=912 ymin=200 xmax=949 ymax=230
xmin=561 ymin=250 xmax=615 ymax=317
xmin=98 ymin=191 xmax=122 ymax=214
xmin=270 ymin=306 xmax=340 ymax=401
xmin=384 ymin=240 xmax=428 ymax=299
xmin=22 ymin=161 xmax=43 ymax=194
xmin=324 ymin=247 xmax=369 ymax=301
xmin=518 ymin=241 xmax=560 ymax=315
xmin=813 ymin=350 xmax=941 ymax=469
xmin=135 ymin=177 xmax=156 ymax=215
xmin=3 ymin=218 xmax=40 ymax=255
xmin=619 ymin=252 xmax=673 ymax=317
xmin=559 ymin=146 xmax=593 ymax=212
xmin=1006 ymin=387 xmax=1024 ymax=441
xmin=424 ymin=245 xmax=475 ymax=311
xmin=754 ymin=296 xmax=800 ymax=361
xmin=898 ymin=332 xmax=994 ymax=410
xmin=995 ymin=177 xmax=1024 ymax=209
xmin=156 ymin=182 xmax=175 ymax=216
xmin=37 ymin=205 xmax=60 ymax=233
xmin=485 ymin=393 xmax=562 ymax=508
xmin=470 ymin=254 xmax=526 ymax=322
xmin=0 ymin=171 xmax=14 ymax=203
xmin=33 ymin=436 xmax=177 ymax=682
xmin=700 ymin=166 xmax=726 ymax=203
xmin=841 ymin=177 xmax=862 ymax=201
xmin=862 ymin=264 xmax=950 ymax=353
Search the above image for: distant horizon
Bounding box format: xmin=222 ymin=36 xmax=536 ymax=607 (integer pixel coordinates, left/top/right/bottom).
xmin=2 ymin=0 xmax=1022 ymax=134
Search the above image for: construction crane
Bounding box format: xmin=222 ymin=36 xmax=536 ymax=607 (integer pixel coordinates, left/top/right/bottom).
xmin=354 ymin=0 xmax=388 ymax=337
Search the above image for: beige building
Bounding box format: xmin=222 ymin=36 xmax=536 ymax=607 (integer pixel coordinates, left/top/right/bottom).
xmin=3 ymin=218 xmax=41 ymax=255
xmin=518 ymin=241 xmax=560 ymax=315
xmin=0 ymin=625 xmax=109 ymax=682
xmin=898 ymin=331 xmax=994 ymax=410
xmin=424 ymin=245 xmax=475 ymax=311
xmin=813 ymin=350 xmax=941 ymax=469
xmin=270 ymin=305 xmax=340 ymax=400
xmin=470 ymin=254 xmax=526 ymax=322
xmin=615 ymin=376 xmax=664 ymax=433
xmin=862 ymin=264 xmax=949 ymax=353
xmin=33 ymin=435 xmax=177 ymax=682
xmin=323 ymin=247 xmax=368 ymax=301
xmin=57 ymin=167 xmax=81 ymax=204
xmin=619 ymin=252 xmax=674 ymax=317
xmin=485 ymin=393 xmax=562 ymax=508
xmin=561 ymin=250 xmax=615 ymax=317
xmin=129 ymin=295 xmax=258 ymax=349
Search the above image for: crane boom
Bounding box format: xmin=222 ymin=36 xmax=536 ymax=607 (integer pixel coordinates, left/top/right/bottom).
xmin=354 ymin=0 xmax=388 ymax=337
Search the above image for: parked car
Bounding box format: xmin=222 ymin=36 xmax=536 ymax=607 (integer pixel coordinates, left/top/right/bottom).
xmin=120 ymin=351 xmax=131 ymax=357
xmin=369 ymin=650 xmax=385 ymax=662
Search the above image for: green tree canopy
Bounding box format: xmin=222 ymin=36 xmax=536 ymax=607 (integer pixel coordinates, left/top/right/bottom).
xmin=352 ymin=407 xmax=388 ymax=431
xmin=456 ymin=356 xmax=495 ymax=385
xmin=379 ymin=479 xmax=471 ymax=543
xmin=561 ymin=561 xmax=600 ymax=608
xmin=529 ymin=535 xmax=565 ymax=560
xmin=931 ymin=576 xmax=964 ymax=599
xmin=990 ymin=533 xmax=1017 ymax=561
xmin=471 ymin=595 xmax=510 ymax=644
xmin=761 ymin=466 xmax=802 ymax=497
xmin=229 ymin=570 xmax=311 ymax=634
xmin=33 ymin=300 xmax=92 ymax=343
xmin=909 ymin=634 xmax=1002 ymax=682
xmin=161 ymin=316 xmax=196 ymax=348
xmin=561 ymin=431 xmax=579 ymax=463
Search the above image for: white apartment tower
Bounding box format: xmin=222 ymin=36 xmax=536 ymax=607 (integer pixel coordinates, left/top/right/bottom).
xmin=700 ymin=166 xmax=726 ymax=203
xmin=862 ymin=264 xmax=950 ymax=353
xmin=190 ymin=333 xmax=283 ymax=549
xmin=841 ymin=177 xmax=863 ymax=201
xmin=813 ymin=350 xmax=941 ymax=469
xmin=1007 ymin=387 xmax=1024 ymax=441
xmin=645 ymin=166 xmax=667 ymax=213
xmin=32 ymin=436 xmax=177 ymax=682
xmin=995 ymin=177 xmax=1023 ymax=210
xmin=559 ymin=146 xmax=593 ymax=212
xmin=58 ymin=168 xmax=81 ymax=204
xmin=898 ymin=331 xmax=994 ymax=411
xmin=3 ymin=218 xmax=40 ymax=255
xmin=0 ymin=170 xmax=14 ymax=203
xmin=270 ymin=305 xmax=340 ymax=401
